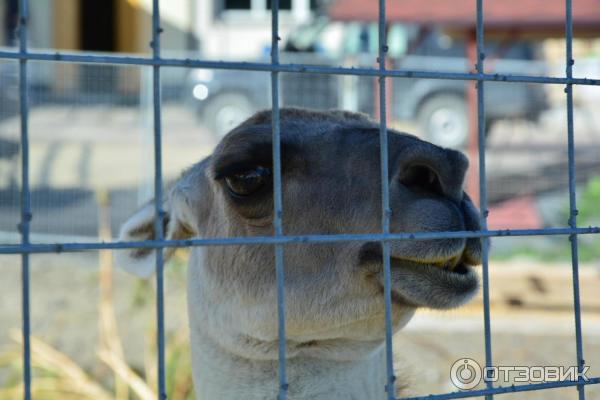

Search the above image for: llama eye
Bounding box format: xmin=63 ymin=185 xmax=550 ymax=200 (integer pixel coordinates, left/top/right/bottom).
xmin=225 ymin=166 xmax=272 ymax=197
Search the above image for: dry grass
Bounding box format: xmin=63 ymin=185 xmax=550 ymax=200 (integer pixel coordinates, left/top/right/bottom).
xmin=0 ymin=259 xmax=194 ymax=400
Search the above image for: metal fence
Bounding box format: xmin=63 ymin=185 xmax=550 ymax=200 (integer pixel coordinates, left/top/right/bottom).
xmin=1 ymin=0 xmax=600 ymax=399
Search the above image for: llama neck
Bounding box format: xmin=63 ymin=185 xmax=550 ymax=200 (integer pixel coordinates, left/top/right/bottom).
xmin=190 ymin=329 xmax=390 ymax=400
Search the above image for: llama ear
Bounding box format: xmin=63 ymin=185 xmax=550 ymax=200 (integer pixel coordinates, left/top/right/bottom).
xmin=115 ymin=185 xmax=198 ymax=278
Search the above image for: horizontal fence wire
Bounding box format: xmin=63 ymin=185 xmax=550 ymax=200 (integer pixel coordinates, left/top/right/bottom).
xmin=1 ymin=50 xmax=600 ymax=86
xmin=2 ymin=0 xmax=600 ymax=399
xmin=1 ymin=227 xmax=600 ymax=255
xmin=402 ymin=377 xmax=600 ymax=400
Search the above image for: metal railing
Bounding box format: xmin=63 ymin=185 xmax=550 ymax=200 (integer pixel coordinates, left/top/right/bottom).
xmin=1 ymin=0 xmax=600 ymax=399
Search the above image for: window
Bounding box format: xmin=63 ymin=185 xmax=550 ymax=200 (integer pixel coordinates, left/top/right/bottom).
xmin=222 ymin=0 xmax=293 ymax=12
xmin=224 ymin=0 xmax=251 ymax=10
xmin=267 ymin=0 xmax=292 ymax=10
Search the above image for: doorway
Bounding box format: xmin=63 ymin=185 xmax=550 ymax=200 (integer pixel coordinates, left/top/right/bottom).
xmin=79 ymin=0 xmax=117 ymax=97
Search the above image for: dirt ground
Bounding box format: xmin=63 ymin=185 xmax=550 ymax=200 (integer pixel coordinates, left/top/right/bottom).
xmin=1 ymin=253 xmax=599 ymax=399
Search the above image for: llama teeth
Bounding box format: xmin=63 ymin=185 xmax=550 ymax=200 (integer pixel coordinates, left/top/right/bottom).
xmin=430 ymin=261 xmax=450 ymax=270
xmin=435 ymin=259 xmax=458 ymax=271
xmin=442 ymin=263 xmax=454 ymax=271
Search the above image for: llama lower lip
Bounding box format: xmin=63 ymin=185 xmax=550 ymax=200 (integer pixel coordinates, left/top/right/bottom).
xmin=390 ymin=258 xmax=471 ymax=275
xmin=413 ymin=256 xmax=463 ymax=272
xmin=380 ymin=259 xmax=480 ymax=309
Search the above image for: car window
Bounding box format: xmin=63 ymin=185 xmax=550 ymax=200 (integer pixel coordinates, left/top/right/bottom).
xmin=285 ymin=19 xmax=345 ymax=57
xmin=388 ymin=24 xmax=409 ymax=57
xmin=316 ymin=23 xmax=345 ymax=56
xmin=285 ymin=18 xmax=329 ymax=51
xmin=409 ymin=27 xmax=538 ymax=60
xmin=343 ymin=23 xmax=411 ymax=58
xmin=411 ymin=28 xmax=465 ymax=57
xmin=340 ymin=23 xmax=374 ymax=55
xmin=285 ymin=20 xmax=538 ymax=61
xmin=485 ymin=41 xmax=537 ymax=60
xmin=341 ymin=23 xmax=363 ymax=55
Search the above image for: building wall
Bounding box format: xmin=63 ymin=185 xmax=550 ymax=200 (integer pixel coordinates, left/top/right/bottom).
xmin=195 ymin=0 xmax=314 ymax=60
xmin=1 ymin=0 xmax=53 ymax=47
xmin=1 ymin=0 xmax=315 ymax=95
xmin=30 ymin=0 xmax=54 ymax=48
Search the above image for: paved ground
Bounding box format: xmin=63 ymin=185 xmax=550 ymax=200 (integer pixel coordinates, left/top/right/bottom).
xmin=0 ymin=104 xmax=217 ymax=189
xmin=0 ymin=104 xmax=217 ymax=239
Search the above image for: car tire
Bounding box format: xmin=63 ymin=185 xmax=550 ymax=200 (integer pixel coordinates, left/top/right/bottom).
xmin=417 ymin=94 xmax=468 ymax=149
xmin=201 ymin=93 xmax=255 ymax=139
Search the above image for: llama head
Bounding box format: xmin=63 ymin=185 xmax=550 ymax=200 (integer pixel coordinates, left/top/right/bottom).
xmin=117 ymin=108 xmax=481 ymax=362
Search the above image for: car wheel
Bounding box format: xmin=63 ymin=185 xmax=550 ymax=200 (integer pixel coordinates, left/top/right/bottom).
xmin=418 ymin=94 xmax=468 ymax=149
xmin=202 ymin=93 xmax=255 ymax=139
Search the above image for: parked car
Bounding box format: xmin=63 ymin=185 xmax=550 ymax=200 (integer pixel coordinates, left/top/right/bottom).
xmin=187 ymin=18 xmax=548 ymax=147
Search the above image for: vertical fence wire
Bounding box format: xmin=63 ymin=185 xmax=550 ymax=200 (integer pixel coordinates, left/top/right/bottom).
xmin=564 ymin=0 xmax=586 ymax=399
xmin=150 ymin=0 xmax=167 ymax=399
xmin=17 ymin=0 xmax=31 ymax=398
xmin=474 ymin=1 xmax=493 ymax=399
xmin=270 ymin=0 xmax=289 ymax=399
xmin=376 ymin=1 xmax=396 ymax=398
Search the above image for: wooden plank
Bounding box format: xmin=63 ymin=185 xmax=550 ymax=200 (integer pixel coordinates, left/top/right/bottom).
xmin=466 ymin=262 xmax=600 ymax=313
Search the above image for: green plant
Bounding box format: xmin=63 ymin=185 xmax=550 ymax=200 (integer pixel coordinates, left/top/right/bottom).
xmin=492 ymin=176 xmax=600 ymax=263
xmin=576 ymin=175 xmax=600 ymax=225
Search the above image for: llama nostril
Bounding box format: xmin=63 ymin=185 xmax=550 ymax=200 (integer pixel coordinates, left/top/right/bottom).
xmin=398 ymin=146 xmax=469 ymax=202
xmin=399 ymin=164 xmax=444 ymax=197
xmin=358 ymin=242 xmax=383 ymax=265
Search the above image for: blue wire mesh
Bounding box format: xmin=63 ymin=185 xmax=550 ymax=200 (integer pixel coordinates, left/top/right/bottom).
xmin=2 ymin=0 xmax=600 ymax=399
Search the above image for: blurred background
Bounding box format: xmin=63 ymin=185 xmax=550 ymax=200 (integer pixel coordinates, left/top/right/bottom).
xmin=1 ymin=0 xmax=600 ymax=399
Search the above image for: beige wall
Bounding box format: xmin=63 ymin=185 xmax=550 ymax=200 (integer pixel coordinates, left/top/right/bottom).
xmin=53 ymin=0 xmax=79 ymax=50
